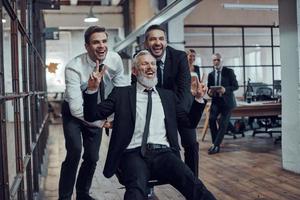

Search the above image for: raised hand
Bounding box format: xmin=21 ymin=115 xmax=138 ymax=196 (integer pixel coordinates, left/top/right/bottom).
xmin=88 ymin=60 xmax=106 ymax=91
xmin=191 ymin=78 xmax=207 ymax=99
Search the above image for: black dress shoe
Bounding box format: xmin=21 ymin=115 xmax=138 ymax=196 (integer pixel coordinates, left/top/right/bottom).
xmin=208 ymin=145 xmax=220 ymax=155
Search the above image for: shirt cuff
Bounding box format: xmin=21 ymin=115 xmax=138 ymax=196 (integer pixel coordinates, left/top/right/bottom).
xmin=86 ymin=89 xmax=98 ymax=94
xmin=195 ymin=97 xmax=205 ymax=104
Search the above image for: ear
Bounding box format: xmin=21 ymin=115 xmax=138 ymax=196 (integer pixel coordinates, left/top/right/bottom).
xmin=132 ymin=67 xmax=138 ymax=76
xmin=84 ymin=43 xmax=89 ymax=51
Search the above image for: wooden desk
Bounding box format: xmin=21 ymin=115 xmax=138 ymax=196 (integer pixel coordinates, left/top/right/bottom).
xmin=201 ymin=101 xmax=281 ymax=141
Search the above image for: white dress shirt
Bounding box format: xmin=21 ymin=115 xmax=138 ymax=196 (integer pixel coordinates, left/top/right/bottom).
xmin=127 ymin=82 xmax=170 ymax=149
xmin=64 ymin=51 xmax=130 ymax=121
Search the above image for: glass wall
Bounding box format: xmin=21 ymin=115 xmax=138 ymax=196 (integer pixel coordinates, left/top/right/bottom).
xmin=184 ymin=25 xmax=280 ymax=98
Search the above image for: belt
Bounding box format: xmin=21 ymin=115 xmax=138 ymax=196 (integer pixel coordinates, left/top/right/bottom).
xmin=146 ymin=144 xmax=169 ymax=150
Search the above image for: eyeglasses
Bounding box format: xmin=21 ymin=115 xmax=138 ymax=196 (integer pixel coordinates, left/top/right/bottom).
xmin=213 ymin=59 xmax=220 ymax=61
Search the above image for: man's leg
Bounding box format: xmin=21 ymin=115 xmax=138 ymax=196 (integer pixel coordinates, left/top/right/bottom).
xmin=208 ymin=104 xmax=220 ymax=144
xmin=59 ymin=102 xmax=83 ymax=200
xmin=75 ymin=126 xmax=102 ymax=199
xmin=178 ymin=127 xmax=199 ymax=177
xmin=213 ymin=108 xmax=232 ymax=147
xmin=118 ymin=150 xmax=150 ymax=200
xmin=152 ymin=151 xmax=216 ymax=200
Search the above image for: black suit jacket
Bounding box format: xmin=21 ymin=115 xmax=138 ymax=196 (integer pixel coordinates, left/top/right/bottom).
xmin=207 ymin=67 xmax=238 ymax=109
xmin=84 ymin=85 xmax=206 ymax=178
xmin=160 ymin=46 xmax=191 ymax=110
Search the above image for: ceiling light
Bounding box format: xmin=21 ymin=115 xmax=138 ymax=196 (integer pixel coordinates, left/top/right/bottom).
xmin=223 ymin=3 xmax=278 ymax=11
xmin=2 ymin=19 xmax=6 ymax=23
xmin=84 ymin=6 xmax=99 ymax=23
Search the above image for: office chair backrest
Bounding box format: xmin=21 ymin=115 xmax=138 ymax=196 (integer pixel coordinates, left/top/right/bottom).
xmin=256 ymin=87 xmax=272 ymax=101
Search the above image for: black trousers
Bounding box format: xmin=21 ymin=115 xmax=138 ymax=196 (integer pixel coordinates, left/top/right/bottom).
xmin=118 ymin=148 xmax=216 ymax=200
xmin=58 ymin=101 xmax=102 ymax=200
xmin=209 ymin=102 xmax=232 ymax=146
xmin=178 ymin=127 xmax=199 ymax=177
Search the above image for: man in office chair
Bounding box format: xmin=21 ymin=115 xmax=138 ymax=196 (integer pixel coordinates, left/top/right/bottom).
xmin=83 ymin=50 xmax=216 ymax=200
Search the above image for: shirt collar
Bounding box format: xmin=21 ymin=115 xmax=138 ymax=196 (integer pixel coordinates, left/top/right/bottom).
xmin=159 ymin=51 xmax=166 ymax=64
xmin=86 ymin=52 xmax=108 ymax=67
xmin=136 ymin=81 xmax=158 ymax=93
xmin=214 ymin=65 xmax=223 ymax=72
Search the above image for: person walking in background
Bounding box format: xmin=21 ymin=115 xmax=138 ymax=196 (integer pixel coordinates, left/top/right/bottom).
xmin=207 ymin=53 xmax=238 ymax=155
xmin=83 ymin=50 xmax=216 ymax=200
xmin=143 ymin=24 xmax=200 ymax=177
xmin=58 ymin=26 xmax=129 ymax=200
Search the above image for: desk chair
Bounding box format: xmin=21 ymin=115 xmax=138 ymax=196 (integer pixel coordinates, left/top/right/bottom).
xmin=116 ymin=168 xmax=166 ymax=200
xmin=251 ymin=87 xmax=281 ymax=137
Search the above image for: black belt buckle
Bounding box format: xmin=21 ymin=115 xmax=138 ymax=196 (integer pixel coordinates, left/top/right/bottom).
xmin=146 ymin=144 xmax=168 ymax=151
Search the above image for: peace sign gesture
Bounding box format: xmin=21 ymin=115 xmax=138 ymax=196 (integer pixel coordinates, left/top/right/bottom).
xmin=88 ymin=60 xmax=106 ymax=91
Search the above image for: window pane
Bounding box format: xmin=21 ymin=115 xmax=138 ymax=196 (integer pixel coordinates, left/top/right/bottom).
xmin=184 ymin=27 xmax=212 ymax=46
xmin=245 ymin=47 xmax=272 ymax=65
xmin=215 ymin=48 xmax=243 ymax=66
xmin=214 ymin=28 xmax=242 ymax=46
xmin=245 ymin=66 xmax=273 ymax=85
xmin=274 ymin=66 xmax=281 ymax=80
xmin=244 ymin=28 xmax=271 ymax=46
xmin=273 ymin=28 xmax=280 ymax=46
xmin=274 ymin=47 xmax=281 ymax=65
xmin=232 ymin=67 xmax=244 ymax=88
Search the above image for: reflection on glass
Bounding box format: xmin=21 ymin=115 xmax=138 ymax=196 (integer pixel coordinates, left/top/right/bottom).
xmin=214 ymin=28 xmax=242 ymax=46
xmin=215 ymin=48 xmax=243 ymax=66
xmin=3 ymin=9 xmax=12 ymax=93
xmin=244 ymin=28 xmax=271 ymax=46
xmin=245 ymin=47 xmax=272 ymax=65
xmin=184 ymin=27 xmax=212 ymax=46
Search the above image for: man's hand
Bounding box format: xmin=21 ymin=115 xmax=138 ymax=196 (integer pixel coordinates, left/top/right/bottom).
xmin=87 ymin=60 xmax=106 ymax=91
xmin=102 ymin=120 xmax=113 ymax=129
xmin=191 ymin=78 xmax=207 ymax=99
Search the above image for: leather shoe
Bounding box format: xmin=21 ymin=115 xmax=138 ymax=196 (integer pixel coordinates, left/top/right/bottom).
xmin=208 ymin=145 xmax=220 ymax=155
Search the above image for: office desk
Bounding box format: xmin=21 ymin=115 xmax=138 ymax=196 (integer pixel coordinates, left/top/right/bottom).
xmin=201 ymin=101 xmax=281 ymax=141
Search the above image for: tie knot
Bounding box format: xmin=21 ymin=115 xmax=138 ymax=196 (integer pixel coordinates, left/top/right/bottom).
xmin=144 ymin=89 xmax=153 ymax=95
xmin=156 ymin=60 xmax=163 ymax=67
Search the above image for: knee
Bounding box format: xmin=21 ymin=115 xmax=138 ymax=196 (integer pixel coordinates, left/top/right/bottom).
xmin=65 ymin=145 xmax=82 ymax=162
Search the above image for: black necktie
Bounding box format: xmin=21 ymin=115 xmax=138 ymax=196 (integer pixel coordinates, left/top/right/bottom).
xmin=99 ymin=64 xmax=109 ymax=135
xmin=156 ymin=60 xmax=163 ymax=87
xmin=99 ymin=64 xmax=105 ymax=102
xmin=216 ymin=70 xmax=221 ymax=86
xmin=141 ymin=89 xmax=153 ymax=157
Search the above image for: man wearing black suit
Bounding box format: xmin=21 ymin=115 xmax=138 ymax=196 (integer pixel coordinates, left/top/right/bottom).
xmin=144 ymin=25 xmax=200 ymax=177
xmin=207 ymin=53 xmax=239 ymax=154
xmin=83 ymin=50 xmax=216 ymax=200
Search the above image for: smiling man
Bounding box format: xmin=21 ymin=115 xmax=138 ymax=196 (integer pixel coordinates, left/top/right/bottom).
xmin=58 ymin=26 xmax=129 ymax=200
xmin=143 ymin=25 xmax=202 ymax=177
xmin=83 ymin=50 xmax=216 ymax=200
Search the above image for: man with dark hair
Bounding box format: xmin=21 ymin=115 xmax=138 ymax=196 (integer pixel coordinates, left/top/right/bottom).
xmin=83 ymin=50 xmax=216 ymax=200
xmin=144 ymin=24 xmax=200 ymax=177
xmin=58 ymin=26 xmax=129 ymax=200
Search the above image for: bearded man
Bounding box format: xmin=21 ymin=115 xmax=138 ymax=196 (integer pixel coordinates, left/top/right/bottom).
xmin=83 ymin=50 xmax=216 ymax=200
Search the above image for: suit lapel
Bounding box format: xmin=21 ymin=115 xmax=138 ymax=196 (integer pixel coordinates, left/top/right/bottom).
xmin=128 ymin=85 xmax=136 ymax=122
xmin=157 ymin=88 xmax=169 ymax=117
xmin=163 ymin=47 xmax=172 ymax=86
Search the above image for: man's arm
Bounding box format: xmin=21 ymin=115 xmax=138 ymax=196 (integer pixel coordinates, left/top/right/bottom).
xmin=65 ymin=67 xmax=85 ymax=118
xmin=176 ymin=52 xmax=191 ymax=107
xmin=224 ymin=68 xmax=239 ymax=93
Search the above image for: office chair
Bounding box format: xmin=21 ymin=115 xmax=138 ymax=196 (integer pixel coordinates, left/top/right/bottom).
xmin=252 ymin=87 xmax=281 ymax=137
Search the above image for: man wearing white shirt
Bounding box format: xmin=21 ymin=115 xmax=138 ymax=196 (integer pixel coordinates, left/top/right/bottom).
xmin=83 ymin=50 xmax=216 ymax=200
xmin=58 ymin=26 xmax=129 ymax=200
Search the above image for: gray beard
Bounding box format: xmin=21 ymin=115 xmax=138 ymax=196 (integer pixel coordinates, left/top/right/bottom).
xmin=137 ymin=75 xmax=158 ymax=88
